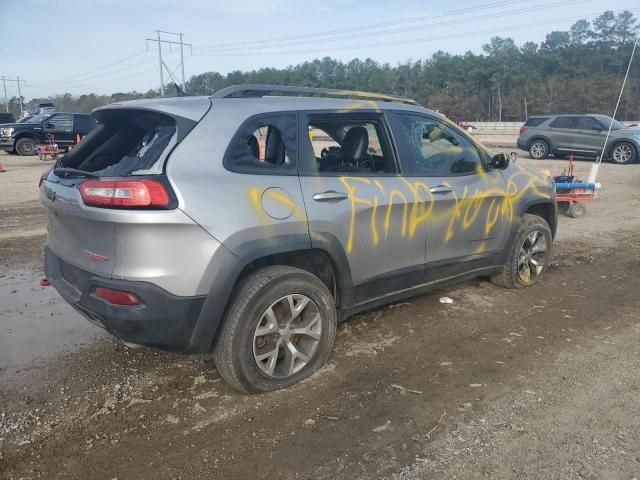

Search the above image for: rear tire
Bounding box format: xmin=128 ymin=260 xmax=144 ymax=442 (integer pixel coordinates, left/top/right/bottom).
xmin=15 ymin=138 xmax=36 ymax=156
xmin=213 ymin=266 xmax=337 ymax=393
xmin=529 ymin=140 xmax=549 ymax=160
xmin=491 ymin=214 xmax=552 ymax=289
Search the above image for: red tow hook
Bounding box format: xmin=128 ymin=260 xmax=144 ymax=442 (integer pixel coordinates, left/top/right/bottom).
xmin=40 ymin=278 xmax=50 ymax=287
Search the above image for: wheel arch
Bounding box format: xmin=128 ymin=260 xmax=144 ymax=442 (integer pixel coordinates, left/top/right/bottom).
xmin=186 ymin=235 xmax=354 ymax=353
xmin=527 ymin=135 xmax=553 ymax=151
xmin=522 ymin=200 xmax=557 ymax=239
xmin=606 ymin=139 xmax=637 ymax=161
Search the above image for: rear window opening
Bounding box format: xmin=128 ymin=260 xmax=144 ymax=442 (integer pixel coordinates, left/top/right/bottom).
xmin=57 ymin=109 xmax=189 ymax=176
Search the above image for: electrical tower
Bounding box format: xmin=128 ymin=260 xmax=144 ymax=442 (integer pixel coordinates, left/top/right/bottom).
xmin=0 ymin=76 xmax=26 ymax=113
xmin=145 ymin=30 xmax=192 ymax=95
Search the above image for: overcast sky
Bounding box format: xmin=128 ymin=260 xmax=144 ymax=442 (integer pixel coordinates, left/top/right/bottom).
xmin=1 ymin=0 xmax=637 ymax=99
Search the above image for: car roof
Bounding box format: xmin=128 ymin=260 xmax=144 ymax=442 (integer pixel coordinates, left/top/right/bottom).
xmin=96 ymin=94 xmax=440 ymax=122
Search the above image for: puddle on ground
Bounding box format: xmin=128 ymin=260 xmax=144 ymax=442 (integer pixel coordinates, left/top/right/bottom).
xmin=0 ymin=269 xmax=104 ymax=376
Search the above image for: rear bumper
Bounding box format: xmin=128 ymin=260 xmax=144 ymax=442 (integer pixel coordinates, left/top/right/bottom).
xmin=45 ymin=247 xmax=206 ymax=351
xmin=516 ymin=138 xmax=528 ymax=151
xmin=0 ymin=136 xmax=15 ymax=151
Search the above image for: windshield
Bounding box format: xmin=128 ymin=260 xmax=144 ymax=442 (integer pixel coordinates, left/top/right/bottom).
xmin=598 ymin=116 xmax=625 ymax=130
xmin=27 ymin=113 xmax=52 ymax=124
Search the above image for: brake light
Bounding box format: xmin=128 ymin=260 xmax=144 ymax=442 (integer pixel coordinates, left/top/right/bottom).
xmin=80 ymin=179 xmax=170 ymax=208
xmin=519 ymin=126 xmax=527 ymax=135
xmin=39 ymin=167 xmax=52 ymax=188
xmin=95 ymin=287 xmax=139 ymax=306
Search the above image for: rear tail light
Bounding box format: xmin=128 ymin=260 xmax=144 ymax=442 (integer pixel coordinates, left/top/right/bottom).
xmin=80 ymin=179 xmax=170 ymax=208
xmin=519 ymin=126 xmax=527 ymax=135
xmin=95 ymin=287 xmax=140 ymax=306
xmin=39 ymin=167 xmax=52 ymax=188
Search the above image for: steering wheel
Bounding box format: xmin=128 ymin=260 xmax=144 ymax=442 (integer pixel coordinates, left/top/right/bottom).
xmin=321 ymin=146 xmax=340 ymax=159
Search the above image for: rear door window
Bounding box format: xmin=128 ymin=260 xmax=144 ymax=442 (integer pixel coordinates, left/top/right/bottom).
xmin=224 ymin=114 xmax=297 ymax=174
xmin=47 ymin=114 xmax=73 ymax=131
xmin=550 ymin=117 xmax=576 ymax=129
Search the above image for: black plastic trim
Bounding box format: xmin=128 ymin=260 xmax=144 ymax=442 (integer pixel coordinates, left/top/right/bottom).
xmin=45 ymin=247 xmax=205 ymax=351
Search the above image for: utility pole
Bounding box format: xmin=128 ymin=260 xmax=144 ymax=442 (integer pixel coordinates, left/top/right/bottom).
xmin=524 ymin=96 xmax=528 ymax=120
xmin=1 ymin=76 xmax=8 ymax=112
xmin=16 ymin=76 xmax=24 ymax=114
xmin=1 ymin=76 xmax=28 ymax=114
xmin=146 ymin=31 xmax=192 ymax=96
xmin=156 ymin=30 xmax=164 ymax=95
xmin=179 ymin=33 xmax=186 ymax=92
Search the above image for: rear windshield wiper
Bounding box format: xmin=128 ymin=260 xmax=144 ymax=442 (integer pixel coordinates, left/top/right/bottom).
xmin=53 ymin=167 xmax=99 ymax=179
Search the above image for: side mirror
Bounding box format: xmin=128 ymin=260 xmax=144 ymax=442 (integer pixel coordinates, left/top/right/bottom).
xmin=44 ymin=122 xmax=53 ymax=129
xmin=490 ymin=152 xmax=512 ymax=170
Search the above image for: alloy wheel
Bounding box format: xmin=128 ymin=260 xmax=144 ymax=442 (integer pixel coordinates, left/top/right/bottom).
xmin=252 ymin=294 xmax=322 ymax=378
xmin=612 ymin=144 xmax=633 ymax=164
xmin=530 ymin=142 xmax=546 ymax=159
xmin=517 ymin=230 xmax=548 ymax=284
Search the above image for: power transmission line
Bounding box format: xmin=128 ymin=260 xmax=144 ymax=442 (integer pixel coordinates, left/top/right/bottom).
xmin=193 ymin=8 xmax=639 ymax=57
xmin=29 ymin=51 xmax=148 ymax=87
xmin=196 ymin=0 xmax=530 ymax=50
xmin=195 ymin=0 xmax=595 ymax=53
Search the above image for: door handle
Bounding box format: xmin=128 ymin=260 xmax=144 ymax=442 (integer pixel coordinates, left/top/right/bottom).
xmin=312 ymin=190 xmax=349 ymax=202
xmin=429 ymin=185 xmax=453 ymax=195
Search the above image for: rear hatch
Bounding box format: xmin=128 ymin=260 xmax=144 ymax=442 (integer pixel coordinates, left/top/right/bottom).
xmin=40 ymin=99 xmax=210 ymax=286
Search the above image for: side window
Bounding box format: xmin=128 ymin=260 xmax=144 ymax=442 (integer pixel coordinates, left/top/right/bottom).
xmin=524 ymin=117 xmax=548 ymax=127
xmin=575 ymin=117 xmax=602 ymax=131
xmin=390 ymin=113 xmax=483 ymax=176
xmin=224 ymin=114 xmax=297 ymax=174
xmin=47 ymin=114 xmax=72 ymax=131
xmin=549 ymin=116 xmax=576 ymax=129
xmin=74 ymin=115 xmax=95 ymax=132
xmin=305 ymin=115 xmax=397 ymax=175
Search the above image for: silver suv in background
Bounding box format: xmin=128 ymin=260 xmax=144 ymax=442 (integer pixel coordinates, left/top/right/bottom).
xmin=517 ymin=114 xmax=640 ymax=164
xmin=41 ymin=85 xmax=557 ymax=392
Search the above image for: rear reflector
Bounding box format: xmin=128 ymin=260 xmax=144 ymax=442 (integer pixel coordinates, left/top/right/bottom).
xmin=519 ymin=126 xmax=527 ymax=135
xmin=80 ymin=179 xmax=170 ymax=208
xmin=95 ymin=287 xmax=140 ymax=306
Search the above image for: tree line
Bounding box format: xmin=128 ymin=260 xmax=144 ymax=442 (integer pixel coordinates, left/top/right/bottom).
xmin=11 ymin=10 xmax=639 ymax=122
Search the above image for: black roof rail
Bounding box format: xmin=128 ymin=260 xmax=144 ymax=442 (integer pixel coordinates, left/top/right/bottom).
xmin=210 ymin=84 xmax=418 ymax=106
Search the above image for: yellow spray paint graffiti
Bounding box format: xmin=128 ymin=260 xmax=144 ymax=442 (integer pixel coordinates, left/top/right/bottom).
xmin=337 ymin=168 xmax=549 ymax=254
xmin=247 ymin=166 xmax=550 ymax=256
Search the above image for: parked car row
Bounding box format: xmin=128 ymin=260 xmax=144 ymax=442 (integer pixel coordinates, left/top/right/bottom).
xmin=517 ymin=113 xmax=639 ymax=164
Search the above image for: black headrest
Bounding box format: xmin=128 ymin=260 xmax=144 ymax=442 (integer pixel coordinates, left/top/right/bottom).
xmin=265 ymin=127 xmax=285 ymax=164
xmin=246 ymin=135 xmax=259 ymax=158
xmin=341 ymin=126 xmax=369 ymax=162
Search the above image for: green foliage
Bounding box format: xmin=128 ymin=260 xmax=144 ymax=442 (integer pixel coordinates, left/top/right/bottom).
xmin=13 ymin=10 xmax=639 ymax=122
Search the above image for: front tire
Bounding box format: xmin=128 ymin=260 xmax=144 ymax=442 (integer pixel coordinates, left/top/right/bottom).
xmin=609 ymin=142 xmax=637 ymax=164
xmin=213 ymin=266 xmax=337 ymax=393
xmin=15 ymin=137 xmax=36 ymax=156
xmin=529 ymin=140 xmax=549 ymax=160
xmin=491 ymin=214 xmax=552 ymax=289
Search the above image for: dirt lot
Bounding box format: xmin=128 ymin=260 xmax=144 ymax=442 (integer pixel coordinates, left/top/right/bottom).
xmin=1 ymin=150 xmax=640 ymax=479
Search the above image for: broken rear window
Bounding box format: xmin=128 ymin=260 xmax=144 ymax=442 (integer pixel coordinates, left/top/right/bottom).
xmin=58 ymin=109 xmax=192 ymax=176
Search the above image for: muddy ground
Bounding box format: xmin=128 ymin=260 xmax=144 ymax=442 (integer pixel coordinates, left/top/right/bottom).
xmin=1 ymin=151 xmax=639 ymax=479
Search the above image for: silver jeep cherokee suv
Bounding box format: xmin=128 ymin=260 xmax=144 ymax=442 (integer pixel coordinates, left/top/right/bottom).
xmin=40 ymin=85 xmax=557 ymax=392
